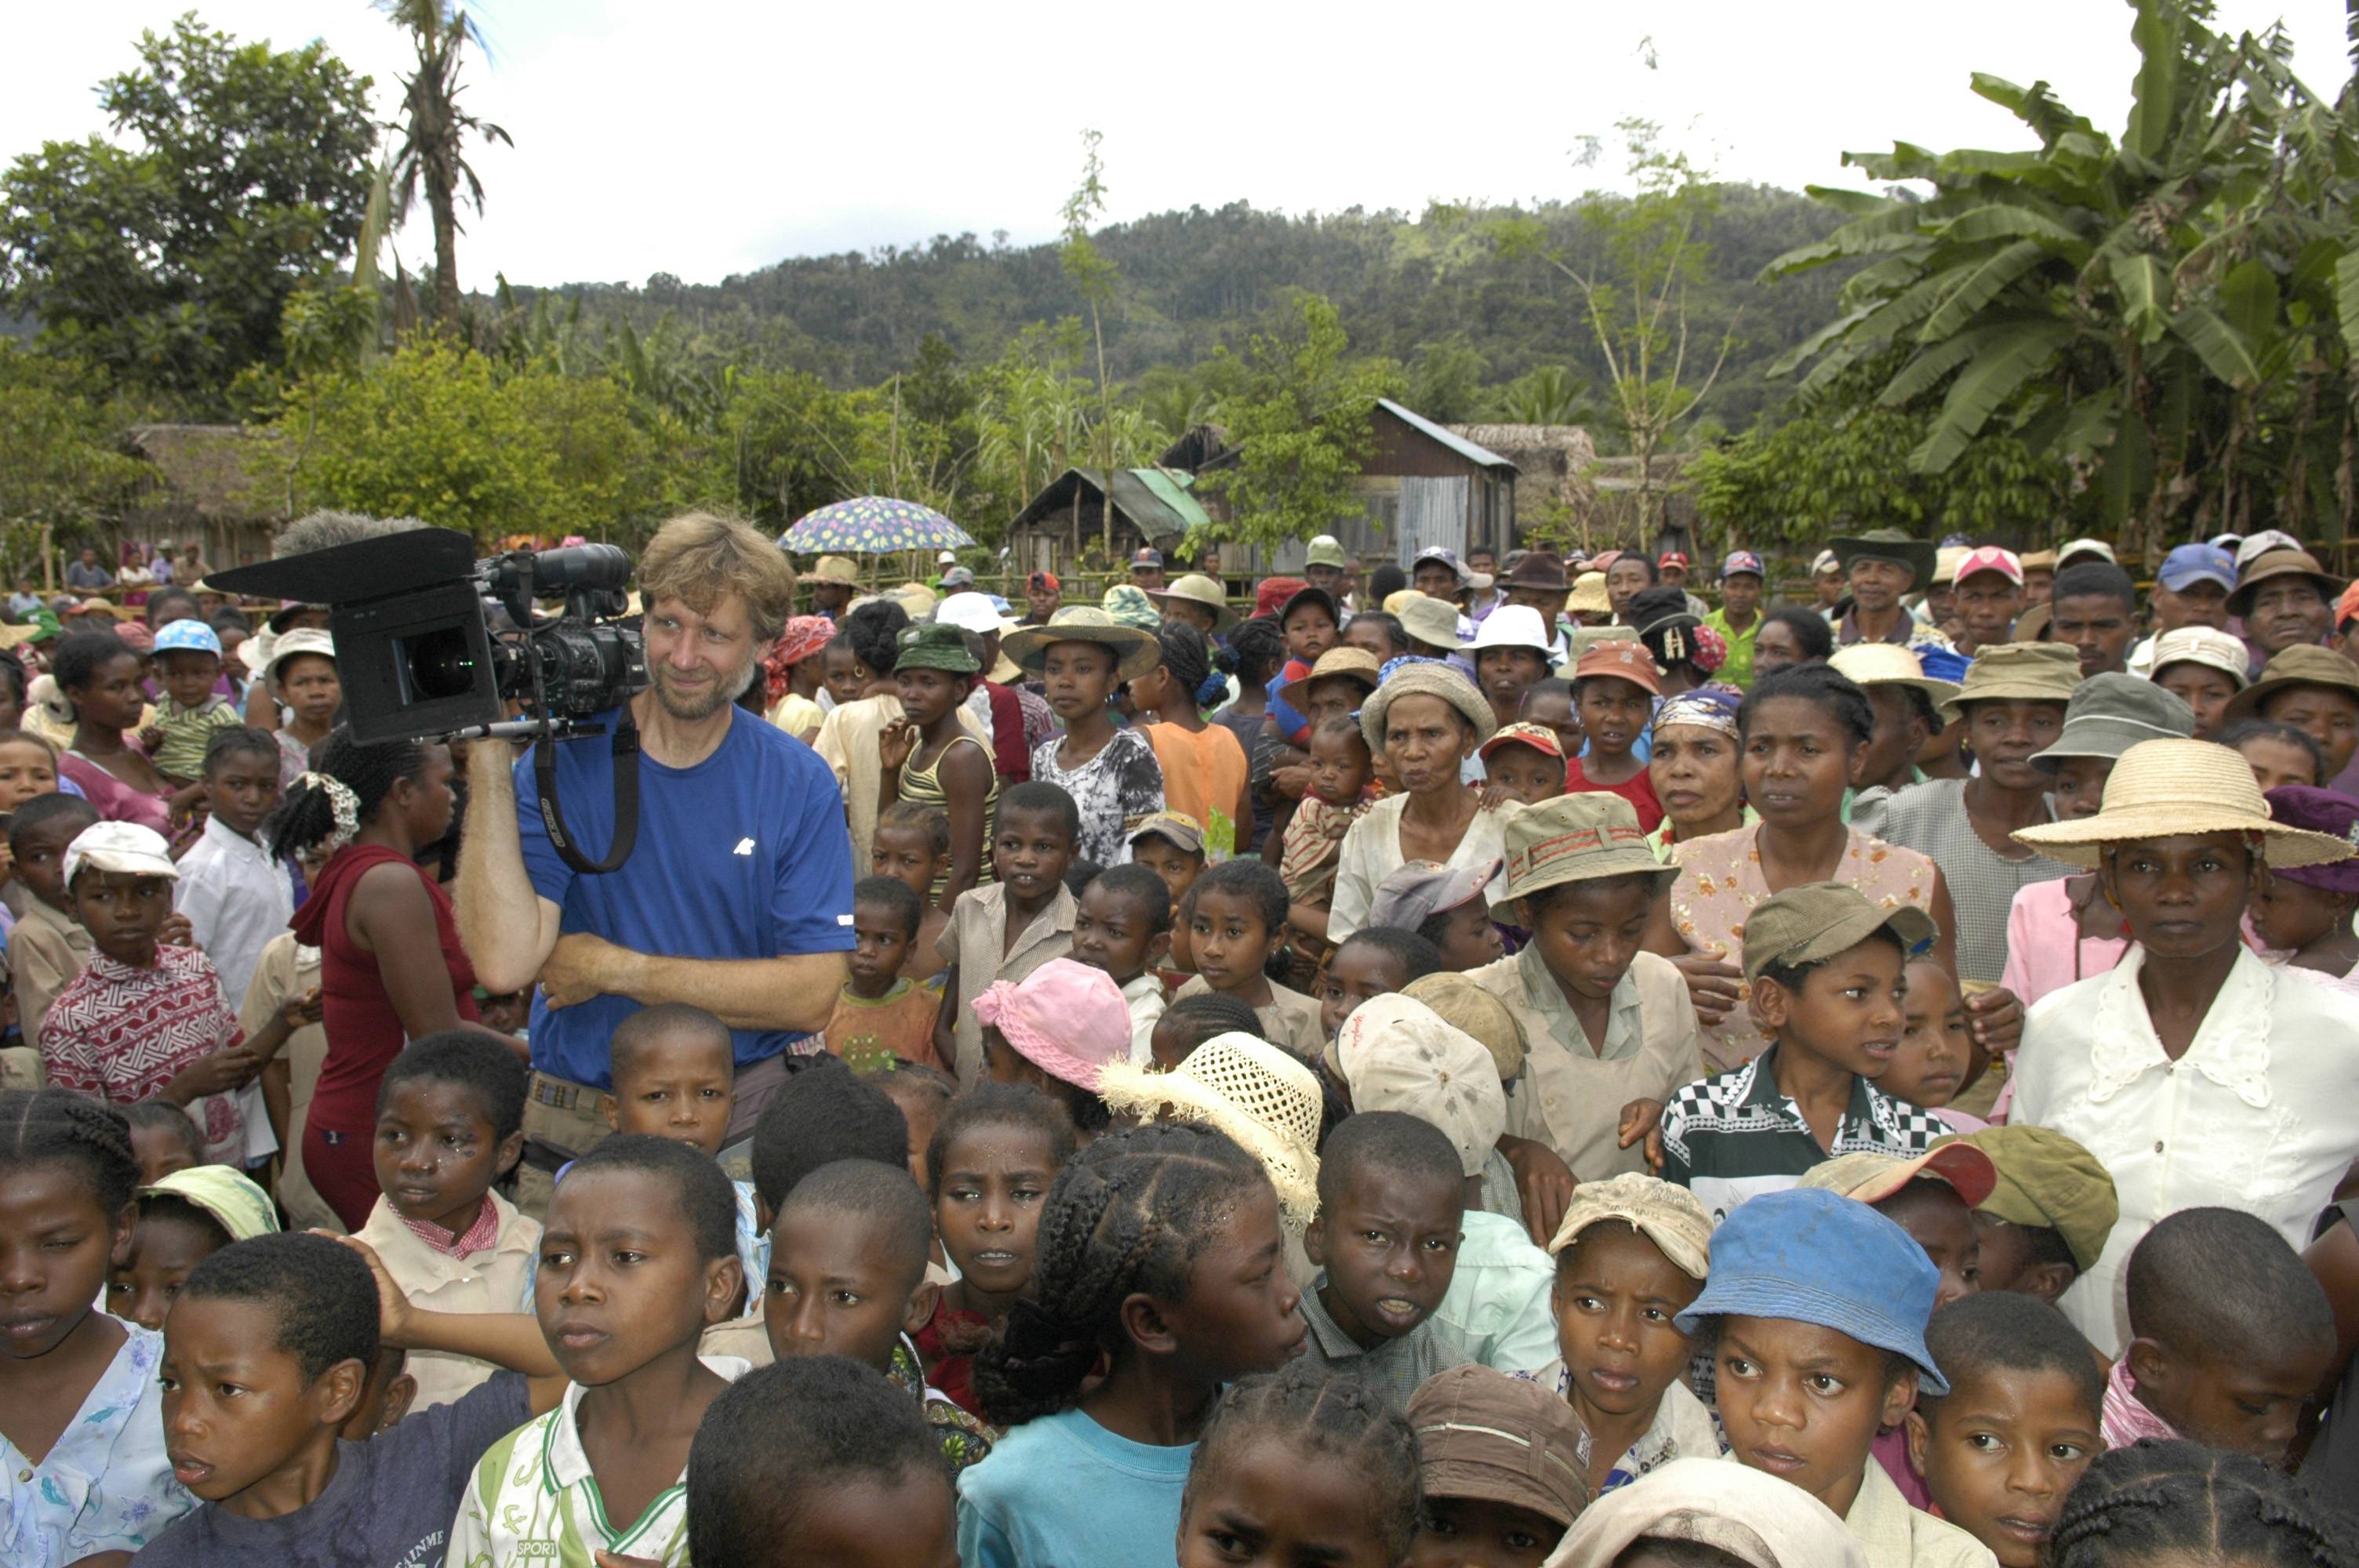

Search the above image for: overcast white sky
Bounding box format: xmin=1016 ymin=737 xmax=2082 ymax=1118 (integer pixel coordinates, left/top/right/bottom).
xmin=5 ymin=1 xmax=2350 ymax=290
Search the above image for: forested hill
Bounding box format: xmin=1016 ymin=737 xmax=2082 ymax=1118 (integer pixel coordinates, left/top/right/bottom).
xmin=529 ymin=187 xmax=1855 ymax=437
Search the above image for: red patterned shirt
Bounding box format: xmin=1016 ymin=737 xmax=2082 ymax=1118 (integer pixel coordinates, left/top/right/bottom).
xmin=42 ymin=944 xmax=246 ymax=1163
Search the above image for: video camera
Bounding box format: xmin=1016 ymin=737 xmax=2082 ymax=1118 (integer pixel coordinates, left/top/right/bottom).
xmin=211 ymin=528 xmax=650 ymax=874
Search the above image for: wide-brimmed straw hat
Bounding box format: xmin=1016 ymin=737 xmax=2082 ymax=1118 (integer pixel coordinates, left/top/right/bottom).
xmin=805 ymin=554 xmax=862 ymax=587
xmin=1146 ymin=573 xmax=1239 ymax=633
xmin=1826 ymin=643 xmax=1961 ymax=711
xmin=1936 ymin=641 xmax=2080 ymax=724
xmin=2012 ymin=736 xmax=2358 ymax=868
xmin=1303 ymin=645 xmax=1382 ymax=695
xmin=1361 ymin=662 xmax=1495 ymax=753
xmin=1098 ymin=1033 xmax=1322 ymax=1229
xmin=1002 ymin=605 xmax=1160 ymax=681
xmin=1565 ymin=572 xmax=1612 ymax=616
xmin=2220 ymin=643 xmax=2359 ymax=726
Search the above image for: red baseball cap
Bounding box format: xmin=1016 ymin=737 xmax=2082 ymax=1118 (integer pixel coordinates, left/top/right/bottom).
xmin=1658 ymin=552 xmax=1691 ymax=569
xmin=1953 ymin=546 xmax=2024 ymax=586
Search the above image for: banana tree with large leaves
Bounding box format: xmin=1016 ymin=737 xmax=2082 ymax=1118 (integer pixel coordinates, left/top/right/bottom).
xmin=1765 ymin=0 xmax=2359 ymax=559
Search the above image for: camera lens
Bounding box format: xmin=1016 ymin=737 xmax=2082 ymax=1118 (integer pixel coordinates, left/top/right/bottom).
xmin=401 ymin=625 xmax=479 ymax=702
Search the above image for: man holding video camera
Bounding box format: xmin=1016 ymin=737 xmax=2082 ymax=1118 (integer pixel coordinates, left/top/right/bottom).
xmin=458 ymin=512 xmax=854 ymax=1207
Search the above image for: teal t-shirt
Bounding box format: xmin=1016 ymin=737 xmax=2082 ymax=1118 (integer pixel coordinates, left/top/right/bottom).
xmin=956 ymin=1406 xmax=1195 ymax=1568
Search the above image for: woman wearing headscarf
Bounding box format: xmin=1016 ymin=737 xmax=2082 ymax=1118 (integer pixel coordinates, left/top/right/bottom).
xmin=762 ymin=615 xmax=836 ymax=742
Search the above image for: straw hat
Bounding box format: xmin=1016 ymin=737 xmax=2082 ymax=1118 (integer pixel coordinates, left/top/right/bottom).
xmin=1002 ymin=605 xmax=1160 ymax=681
xmin=2220 ymin=643 xmax=2359 ymax=726
xmin=1935 ymin=641 xmax=2080 ymax=724
xmin=1566 ymin=572 xmax=1612 ymax=616
xmin=1146 ymin=573 xmax=1239 ymax=633
xmin=1303 ymin=645 xmax=1382 ymax=695
xmin=1826 ymin=643 xmax=1961 ymax=710
xmin=805 ymin=554 xmax=862 ymax=587
xmin=1394 ymin=593 xmax=1464 ymax=651
xmin=2011 ymin=737 xmax=2357 ymax=868
xmin=1360 ymin=661 xmax=1495 ymax=753
xmin=1097 ymin=1033 xmax=1323 ymax=1229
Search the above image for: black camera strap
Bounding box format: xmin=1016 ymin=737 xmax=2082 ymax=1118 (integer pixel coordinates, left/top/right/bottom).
xmin=533 ymin=710 xmax=641 ymax=875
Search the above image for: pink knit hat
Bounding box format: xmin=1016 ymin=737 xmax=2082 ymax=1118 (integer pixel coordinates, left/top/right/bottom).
xmin=970 ymin=958 xmax=1132 ymax=1091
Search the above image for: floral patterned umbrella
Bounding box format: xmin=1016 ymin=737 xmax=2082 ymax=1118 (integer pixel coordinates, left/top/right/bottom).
xmin=780 ymin=496 xmax=976 ymax=554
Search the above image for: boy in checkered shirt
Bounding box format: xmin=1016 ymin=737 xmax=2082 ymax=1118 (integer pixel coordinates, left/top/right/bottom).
xmin=1659 ymin=882 xmax=1950 ymax=1226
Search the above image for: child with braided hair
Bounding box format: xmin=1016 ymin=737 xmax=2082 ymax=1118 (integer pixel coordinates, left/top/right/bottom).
xmin=958 ymin=1122 xmax=1309 ymax=1568
xmin=1177 ymin=1359 xmax=1425 ymax=1568
xmin=1136 ymin=620 xmax=1252 ymax=862
xmin=267 ymin=728 xmax=496 ymax=1229
xmin=0 ymin=1089 xmax=197 ymax=1564
xmin=2048 ymin=1439 xmax=2356 ymax=1568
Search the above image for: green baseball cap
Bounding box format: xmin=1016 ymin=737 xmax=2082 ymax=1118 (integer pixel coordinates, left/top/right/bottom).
xmin=1943 ymin=1124 xmax=2120 ymax=1274
xmin=892 ymin=622 xmax=981 ymax=675
xmin=1739 ymin=880 xmax=1938 ymax=985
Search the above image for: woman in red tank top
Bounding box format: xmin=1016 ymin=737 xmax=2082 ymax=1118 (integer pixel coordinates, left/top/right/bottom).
xmin=270 ymin=728 xmax=503 ymax=1229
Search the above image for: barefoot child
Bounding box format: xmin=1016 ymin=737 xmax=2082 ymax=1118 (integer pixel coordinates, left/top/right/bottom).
xmin=1173 ymin=857 xmax=1325 ymax=1058
xmin=825 ymin=876 xmax=946 ymax=1070
xmin=0 ymin=1091 xmax=194 ymax=1563
xmin=449 ymin=1135 xmax=747 ymax=1568
xmin=764 ymin=1157 xmax=995 ymax=1469
xmin=1535 ymin=1173 xmax=1720 ymax=1498
xmin=957 ymin=1124 xmax=1307 ymax=1568
xmin=1069 ymin=864 xmax=1172 ymax=1063
xmin=1906 ymin=1292 xmax=2103 ymax=1568
xmin=869 ymin=800 xmax=952 ymax=986
xmin=351 ymin=1033 xmax=537 ymax=1409
xmin=975 ymin=957 xmax=1129 ymax=1142
xmin=920 ymin=1083 xmax=1076 ymax=1417
xmin=1177 ymin=1359 xmax=1423 ymax=1568
xmin=685 ymin=1359 xmax=962 ymax=1568
xmin=135 ymin=1232 xmax=554 ymax=1568
xmin=934 ymin=782 xmax=1080 ymax=1083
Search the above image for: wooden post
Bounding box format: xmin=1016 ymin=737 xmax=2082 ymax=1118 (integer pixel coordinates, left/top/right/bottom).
xmin=40 ymin=524 xmax=53 ymax=593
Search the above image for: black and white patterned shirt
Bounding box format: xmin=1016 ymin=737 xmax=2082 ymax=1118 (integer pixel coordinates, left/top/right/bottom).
xmin=1029 ymin=726 xmax=1165 ymax=869
xmin=1659 ymin=1046 xmax=1946 ymax=1227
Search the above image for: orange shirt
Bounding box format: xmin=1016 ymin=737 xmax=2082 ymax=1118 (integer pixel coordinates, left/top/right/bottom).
xmin=823 ymin=981 xmax=944 ymax=1071
xmin=1143 ymin=720 xmax=1249 ymax=856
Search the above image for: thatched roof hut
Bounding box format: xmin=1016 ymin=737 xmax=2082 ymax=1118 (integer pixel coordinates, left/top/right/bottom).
xmin=119 ymin=424 xmax=281 ymax=570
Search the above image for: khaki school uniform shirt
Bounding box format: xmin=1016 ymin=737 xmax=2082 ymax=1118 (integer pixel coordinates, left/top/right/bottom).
xmin=13 ymin=896 xmax=93 ymax=1054
xmin=241 ymin=933 xmax=336 ymax=1231
xmin=1172 ymin=974 xmax=1325 ymax=1060
xmin=1472 ymin=946 xmax=1702 ymax=1182
xmin=354 ymin=1191 xmax=542 ymax=1410
xmin=1844 ymin=1454 xmax=1999 ymax=1568
xmin=939 ymin=881 xmax=1078 ymax=1084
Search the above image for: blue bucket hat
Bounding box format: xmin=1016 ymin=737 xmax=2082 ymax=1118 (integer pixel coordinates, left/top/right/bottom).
xmin=151 ymin=618 xmax=223 ymax=657
xmin=1674 ymin=1186 xmax=1948 ymax=1394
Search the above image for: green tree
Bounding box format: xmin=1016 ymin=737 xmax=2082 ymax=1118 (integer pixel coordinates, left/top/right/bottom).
xmin=380 ymin=1 xmax=511 ymax=336
xmin=1200 ymin=295 xmax=1404 ymax=550
xmin=0 ymin=15 xmax=376 ymax=408
xmin=0 ymin=347 xmax=149 ymax=570
xmin=1498 ymin=119 xmax=1738 ymax=543
xmin=1060 ymin=130 xmax=1122 ymax=551
xmin=1763 ymin=0 xmax=2359 ymax=557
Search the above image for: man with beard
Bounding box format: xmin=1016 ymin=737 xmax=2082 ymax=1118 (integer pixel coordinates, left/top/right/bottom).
xmin=458 ymin=512 xmax=856 ymax=1211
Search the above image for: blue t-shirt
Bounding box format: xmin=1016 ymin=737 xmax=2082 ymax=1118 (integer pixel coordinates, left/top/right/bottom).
xmin=956 ymin=1406 xmax=1195 ymax=1568
xmin=517 ymin=705 xmax=856 ymax=1087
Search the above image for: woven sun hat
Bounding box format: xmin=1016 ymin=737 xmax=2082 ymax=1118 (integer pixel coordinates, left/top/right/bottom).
xmin=1826 ymin=642 xmax=1961 ymax=711
xmin=1738 ymin=880 xmax=1937 ymax=985
xmin=1548 ymin=1456 xmax=1867 ymax=1568
xmin=1334 ymin=993 xmax=1506 ymax=1178
xmin=2012 ymin=736 xmax=2359 ymax=868
xmin=2262 ymin=786 xmax=2359 ymax=895
xmin=1499 ymin=792 xmax=1675 ymax=903
xmin=2146 ymin=626 xmax=2251 ymax=691
xmin=2227 ymin=547 xmax=2343 ymax=617
xmin=1830 ymin=528 xmax=1937 ymax=590
xmin=1394 ymin=593 xmax=1465 ymax=651
xmin=64 ymin=822 xmax=178 ymax=886
xmin=1797 ymin=1143 xmax=1999 ymax=1210
xmin=1935 ymin=640 xmax=2081 ymax=724
xmin=806 ymin=554 xmax=862 ymax=587
xmin=1146 ymin=572 xmax=1239 ymax=633
xmin=1571 ymin=638 xmax=1662 ymax=697
xmin=2029 ymin=672 xmax=2196 ymax=771
xmin=145 ymin=1163 xmax=280 ymax=1243
xmin=1303 ymin=645 xmax=1382 ymax=697
xmin=1546 ymin=1171 xmax=1713 ymax=1279
xmin=1361 ymin=660 xmax=1495 ymax=753
xmin=2221 ymin=643 xmax=2359 ymax=726
xmin=1400 ymin=971 xmax=1528 ymax=1082
xmin=2056 ymin=536 xmax=2118 ymax=569
xmin=1565 ymin=571 xmax=1612 ymax=616
xmin=970 ymin=958 xmax=1131 ymax=1093
xmin=1098 ymin=1033 xmax=1323 ymax=1229
xmin=2019 ymin=549 xmax=2059 ymax=572
xmin=1470 ymin=604 xmax=1555 ymax=657
xmin=151 ymin=618 xmax=222 ymax=657
xmin=1406 ymin=1365 xmax=1594 ymax=1530
xmin=1003 ymin=605 xmax=1161 ymax=681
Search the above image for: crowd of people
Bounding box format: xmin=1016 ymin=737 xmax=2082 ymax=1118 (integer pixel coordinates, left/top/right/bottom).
xmin=2 ymin=511 xmax=2358 ymax=1568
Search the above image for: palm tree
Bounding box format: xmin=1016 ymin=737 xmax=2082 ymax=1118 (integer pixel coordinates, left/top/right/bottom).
xmin=378 ymin=1 xmax=510 ymax=336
